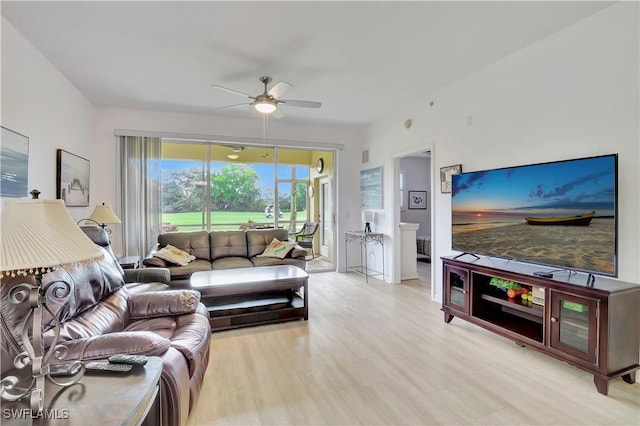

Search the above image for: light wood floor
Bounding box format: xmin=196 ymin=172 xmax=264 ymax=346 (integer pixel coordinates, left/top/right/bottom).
xmin=187 ymin=268 xmax=639 ymax=425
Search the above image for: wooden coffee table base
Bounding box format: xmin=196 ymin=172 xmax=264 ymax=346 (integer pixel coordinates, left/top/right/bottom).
xmin=191 ymin=266 xmax=309 ymax=332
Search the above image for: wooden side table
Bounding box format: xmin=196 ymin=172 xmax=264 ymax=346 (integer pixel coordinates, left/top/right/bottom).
xmin=118 ymin=255 xmax=140 ymax=270
xmin=1 ymin=356 xmax=162 ymax=425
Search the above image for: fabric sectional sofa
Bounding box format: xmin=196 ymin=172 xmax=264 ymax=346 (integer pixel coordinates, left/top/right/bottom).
xmin=144 ymin=228 xmax=307 ymax=286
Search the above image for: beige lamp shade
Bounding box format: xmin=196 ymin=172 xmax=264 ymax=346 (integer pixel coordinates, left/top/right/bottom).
xmin=88 ymin=203 xmax=121 ymax=225
xmin=0 ymin=199 xmax=103 ymax=278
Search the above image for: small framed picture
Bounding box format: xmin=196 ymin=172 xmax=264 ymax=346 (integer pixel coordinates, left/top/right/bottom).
xmin=408 ymin=190 xmax=427 ymax=209
xmin=56 ymin=149 xmax=90 ymax=207
xmin=440 ymin=164 xmax=462 ymax=193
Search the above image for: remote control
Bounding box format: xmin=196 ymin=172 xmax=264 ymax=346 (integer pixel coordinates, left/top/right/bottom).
xmin=108 ymin=354 xmax=148 ymax=366
xmin=85 ymin=361 xmax=132 ymax=373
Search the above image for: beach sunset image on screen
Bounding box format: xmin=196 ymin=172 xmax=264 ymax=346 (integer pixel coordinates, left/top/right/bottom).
xmin=451 ymin=154 xmax=617 ymax=276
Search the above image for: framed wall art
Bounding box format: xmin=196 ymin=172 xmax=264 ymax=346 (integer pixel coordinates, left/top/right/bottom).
xmin=1 ymin=126 xmax=29 ymax=197
xmin=408 ymin=190 xmax=427 ymax=209
xmin=360 ymin=166 xmax=382 ymax=209
xmin=56 ymin=149 xmax=90 ymax=207
xmin=440 ymin=164 xmax=462 ymax=193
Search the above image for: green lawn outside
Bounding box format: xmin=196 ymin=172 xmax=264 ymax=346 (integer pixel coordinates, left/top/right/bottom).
xmin=162 ymin=210 xmax=308 ymax=231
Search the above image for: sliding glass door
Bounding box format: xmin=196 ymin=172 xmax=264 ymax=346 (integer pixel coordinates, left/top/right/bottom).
xmin=158 ymin=141 xmax=322 ymax=233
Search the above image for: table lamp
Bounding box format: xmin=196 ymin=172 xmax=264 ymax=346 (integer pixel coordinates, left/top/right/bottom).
xmin=0 ymin=198 xmax=103 ymax=415
xmin=81 ymin=202 xmax=121 ymax=234
xmin=362 ymin=211 xmax=376 ymax=233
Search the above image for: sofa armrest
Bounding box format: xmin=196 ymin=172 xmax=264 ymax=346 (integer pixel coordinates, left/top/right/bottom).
xmin=128 ymin=290 xmax=201 ymax=320
xmin=289 ymin=244 xmax=308 ymax=259
xmin=143 ymin=244 xmax=169 ymax=268
xmin=58 ymin=331 xmax=171 ymax=361
xmin=146 ymin=243 xmax=160 ymax=258
xmin=124 ymin=267 xmax=170 ymax=284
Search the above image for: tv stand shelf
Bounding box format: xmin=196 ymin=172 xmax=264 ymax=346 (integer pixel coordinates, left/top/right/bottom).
xmin=479 ymin=293 xmax=544 ymax=317
xmin=442 ymin=255 xmax=640 ymax=395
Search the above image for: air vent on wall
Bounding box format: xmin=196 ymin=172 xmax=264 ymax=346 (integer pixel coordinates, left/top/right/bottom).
xmin=362 ymin=149 xmax=369 ymax=164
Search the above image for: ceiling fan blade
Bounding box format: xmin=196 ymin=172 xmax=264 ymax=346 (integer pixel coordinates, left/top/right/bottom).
xmin=272 ymin=108 xmax=285 ymax=119
xmin=211 ymin=85 xmax=252 ymax=98
xmin=279 ymin=99 xmax=321 ymax=108
xmin=267 ymin=81 xmax=292 ymax=99
xmin=220 ymin=102 xmax=251 ymax=110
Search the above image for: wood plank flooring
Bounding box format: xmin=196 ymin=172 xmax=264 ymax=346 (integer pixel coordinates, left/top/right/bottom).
xmin=187 ymin=268 xmax=639 ymax=425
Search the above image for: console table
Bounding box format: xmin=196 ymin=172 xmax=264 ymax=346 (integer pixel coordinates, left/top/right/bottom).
xmin=1 ymin=357 xmax=162 ymax=425
xmin=345 ymin=231 xmax=384 ymax=282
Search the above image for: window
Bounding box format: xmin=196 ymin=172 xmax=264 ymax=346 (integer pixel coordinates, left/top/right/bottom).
xmin=159 ymin=141 xmax=320 ymax=232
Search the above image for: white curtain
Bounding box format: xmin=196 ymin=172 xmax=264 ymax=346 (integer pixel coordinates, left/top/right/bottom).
xmin=119 ymin=136 xmax=162 ymax=259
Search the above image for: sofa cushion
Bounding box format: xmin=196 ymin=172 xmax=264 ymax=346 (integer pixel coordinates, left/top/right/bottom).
xmin=154 ymin=244 xmax=197 ymax=266
xmin=144 ymin=255 xmax=168 ymax=267
xmin=166 ymin=259 xmax=212 ymax=280
xmin=250 ymin=256 xmax=307 ymax=269
xmin=210 ymin=231 xmax=248 ymax=260
xmin=52 ymin=288 xmax=131 ymax=344
xmin=257 ymin=238 xmax=297 ymax=259
xmin=246 ymin=229 xmax=289 ymax=257
xmin=211 ymin=256 xmax=254 ymax=270
xmin=159 ymin=231 xmax=211 ymax=261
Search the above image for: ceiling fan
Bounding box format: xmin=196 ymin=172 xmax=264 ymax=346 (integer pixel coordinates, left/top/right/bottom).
xmin=211 ymin=76 xmax=321 ymax=117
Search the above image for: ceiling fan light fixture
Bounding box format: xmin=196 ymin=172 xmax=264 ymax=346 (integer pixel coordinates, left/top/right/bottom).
xmin=254 ymin=100 xmax=277 ymax=114
xmin=227 ymin=154 xmax=239 ymax=160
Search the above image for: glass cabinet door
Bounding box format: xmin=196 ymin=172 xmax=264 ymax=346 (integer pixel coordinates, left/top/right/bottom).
xmin=444 ymin=265 xmax=469 ymax=315
xmin=549 ymin=291 xmax=598 ymax=364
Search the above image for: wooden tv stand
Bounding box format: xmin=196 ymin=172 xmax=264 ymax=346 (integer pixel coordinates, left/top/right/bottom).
xmin=442 ymin=255 xmax=640 ymax=395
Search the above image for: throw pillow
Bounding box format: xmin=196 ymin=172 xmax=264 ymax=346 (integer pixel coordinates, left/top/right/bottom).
xmin=153 ymin=244 xmax=196 ymax=266
xmin=257 ymin=238 xmax=297 ymax=259
xmin=143 ymin=256 xmax=167 ymax=268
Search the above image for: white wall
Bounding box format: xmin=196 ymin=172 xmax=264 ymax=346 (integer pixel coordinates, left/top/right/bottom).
xmin=1 ymin=18 xmax=96 ymax=219
xmin=363 ymin=2 xmax=639 ymax=297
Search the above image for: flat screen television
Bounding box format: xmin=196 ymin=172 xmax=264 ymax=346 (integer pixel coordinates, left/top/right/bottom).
xmin=451 ymin=154 xmax=618 ymax=277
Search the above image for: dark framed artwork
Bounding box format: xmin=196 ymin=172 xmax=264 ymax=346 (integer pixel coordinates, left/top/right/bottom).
xmin=408 ymin=190 xmax=427 ymax=209
xmin=440 ymin=164 xmax=462 ymax=193
xmin=1 ymin=126 xmax=29 ymax=197
xmin=56 ymin=149 xmax=90 ymax=207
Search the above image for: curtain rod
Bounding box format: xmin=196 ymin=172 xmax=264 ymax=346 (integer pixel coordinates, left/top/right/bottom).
xmin=113 ymin=129 xmax=344 ymax=151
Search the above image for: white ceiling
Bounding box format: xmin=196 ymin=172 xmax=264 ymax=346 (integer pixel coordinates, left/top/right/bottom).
xmin=2 ymin=1 xmax=613 ymax=126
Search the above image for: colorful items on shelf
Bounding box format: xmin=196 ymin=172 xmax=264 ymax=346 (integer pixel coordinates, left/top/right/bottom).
xmin=489 ymin=277 xmax=519 ymax=289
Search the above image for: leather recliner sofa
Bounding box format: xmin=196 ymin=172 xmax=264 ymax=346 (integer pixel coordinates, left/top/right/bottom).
xmin=0 ymin=228 xmax=211 ymax=426
xmin=144 ymin=228 xmax=308 ymax=286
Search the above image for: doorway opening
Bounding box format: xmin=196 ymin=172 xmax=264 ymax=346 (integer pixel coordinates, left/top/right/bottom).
xmin=396 ymin=150 xmax=432 ymax=294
